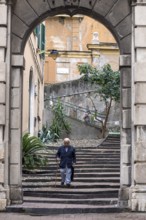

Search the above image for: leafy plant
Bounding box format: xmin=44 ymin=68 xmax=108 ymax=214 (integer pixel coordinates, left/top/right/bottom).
xmin=78 ymin=63 xmax=97 ymax=81
xmin=78 ymin=63 xmax=120 ymax=137
xmin=22 ymin=133 xmax=48 ymax=170
xmin=50 ymin=99 xmax=71 ymax=139
xmin=38 ymin=124 xmax=59 ymax=143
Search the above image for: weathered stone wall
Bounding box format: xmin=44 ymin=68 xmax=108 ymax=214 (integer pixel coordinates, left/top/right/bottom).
xmin=130 ymin=1 xmax=146 ymax=211
xmin=44 ymin=110 xmax=101 ymax=139
xmin=44 ymin=79 xmax=120 ymax=130
xmin=0 ymin=0 xmax=7 ymax=210
xmin=119 ymin=54 xmax=131 ymax=208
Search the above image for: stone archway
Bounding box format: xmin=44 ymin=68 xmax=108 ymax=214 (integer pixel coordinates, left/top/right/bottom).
xmin=2 ymin=0 xmax=144 ymax=211
xmin=10 ymin=0 xmax=132 ymax=208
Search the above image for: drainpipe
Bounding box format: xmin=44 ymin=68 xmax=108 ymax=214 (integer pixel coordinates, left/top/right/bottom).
xmin=4 ymin=0 xmax=12 ymax=203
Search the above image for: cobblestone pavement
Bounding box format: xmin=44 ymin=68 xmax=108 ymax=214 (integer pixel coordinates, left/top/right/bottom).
xmin=47 ymin=138 xmax=104 ymax=148
xmin=0 ymin=212 xmax=146 ymax=220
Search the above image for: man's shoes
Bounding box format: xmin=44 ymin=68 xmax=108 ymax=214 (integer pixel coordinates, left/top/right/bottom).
xmin=61 ymin=182 xmax=64 ymax=186
xmin=66 ymin=183 xmax=70 ymax=187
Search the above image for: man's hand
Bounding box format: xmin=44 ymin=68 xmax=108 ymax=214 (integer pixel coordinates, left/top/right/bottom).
xmin=56 ymin=157 xmax=59 ymax=163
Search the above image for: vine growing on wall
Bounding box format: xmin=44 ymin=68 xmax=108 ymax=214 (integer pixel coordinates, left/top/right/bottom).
xmin=50 ymin=99 xmax=71 ymax=139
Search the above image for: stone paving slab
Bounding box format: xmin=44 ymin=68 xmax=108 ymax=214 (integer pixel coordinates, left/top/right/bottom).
xmin=22 ymin=181 xmax=120 ymax=187
xmin=22 ymin=187 xmax=119 ymax=192
xmin=7 ymin=202 xmax=118 ymax=209
xmin=46 ymin=139 xmax=104 ymax=148
xmin=23 ymin=196 xmax=118 ymax=202
xmin=0 ymin=212 xmax=146 ymax=220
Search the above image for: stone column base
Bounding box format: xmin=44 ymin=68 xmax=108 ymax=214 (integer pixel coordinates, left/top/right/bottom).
xmin=130 ymin=186 xmax=146 ymax=211
xmin=10 ymin=186 xmax=23 ymax=204
xmin=118 ymin=186 xmax=130 ymax=208
xmin=0 ymin=187 xmax=7 ymax=210
xmin=0 ymin=199 xmax=7 ymax=210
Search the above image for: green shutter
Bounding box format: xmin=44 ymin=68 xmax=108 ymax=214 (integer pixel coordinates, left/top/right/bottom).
xmin=33 ymin=24 xmax=45 ymax=59
xmin=40 ymin=23 xmax=45 ymax=59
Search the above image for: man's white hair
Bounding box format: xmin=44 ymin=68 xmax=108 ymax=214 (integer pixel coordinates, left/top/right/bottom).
xmin=64 ymin=138 xmax=70 ymax=144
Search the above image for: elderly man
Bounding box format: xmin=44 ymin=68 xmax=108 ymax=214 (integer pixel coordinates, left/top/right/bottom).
xmin=56 ymin=138 xmax=76 ymax=187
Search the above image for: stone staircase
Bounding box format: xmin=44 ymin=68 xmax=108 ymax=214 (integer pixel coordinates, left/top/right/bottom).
xmin=7 ymin=134 xmax=122 ymax=215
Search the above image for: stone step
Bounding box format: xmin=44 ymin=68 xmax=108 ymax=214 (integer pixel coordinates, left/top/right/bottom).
xmin=77 ymin=148 xmax=120 ymax=151
xmin=23 ymin=190 xmax=119 ymax=199
xmin=23 ymin=166 xmax=120 ymax=174
xmin=47 ymin=151 xmax=121 ymax=155
xmin=99 ymin=143 xmax=120 ymax=147
xmin=104 ymin=139 xmax=120 ymax=141
xmin=103 ymin=142 xmax=120 ymax=145
xmin=77 ymin=161 xmax=119 ymax=164
xmin=47 ymin=146 xmax=120 ymax=151
xmin=106 ymin=137 xmax=120 ymax=140
xmin=46 ymin=145 xmax=120 ymax=151
xmin=46 ymin=148 xmax=120 ymax=152
xmin=74 ymin=153 xmax=119 ymax=156
xmin=23 ymin=187 xmax=119 ymax=193
xmin=23 ymin=172 xmax=120 ymax=178
xmin=45 ymin=160 xmax=120 ymax=165
xmin=46 ymin=155 xmax=120 ymax=159
xmin=27 ymin=167 xmax=120 ymax=173
xmin=104 ymin=138 xmax=120 ymax=141
xmin=9 ymin=135 xmax=121 ymax=215
xmin=46 ymin=158 xmax=120 ymax=163
xmin=47 ymin=152 xmax=120 ymax=156
xmin=48 ymin=158 xmax=120 ymax=162
xmin=47 ymin=164 xmax=120 ymax=168
xmin=46 ymin=146 xmax=120 ymax=149
xmin=23 ymin=177 xmax=120 ymax=183
xmin=23 ymin=196 xmax=118 ymax=205
xmin=6 ymin=204 xmax=121 ymax=215
xmin=22 ymin=181 xmax=120 ymax=189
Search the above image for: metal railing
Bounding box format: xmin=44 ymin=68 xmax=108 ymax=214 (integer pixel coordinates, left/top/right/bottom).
xmin=45 ymin=96 xmax=106 ymax=128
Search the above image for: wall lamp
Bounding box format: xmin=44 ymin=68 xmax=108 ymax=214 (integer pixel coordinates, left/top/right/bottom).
xmin=48 ymin=50 xmax=60 ymax=60
xmin=38 ymin=49 xmax=60 ymax=60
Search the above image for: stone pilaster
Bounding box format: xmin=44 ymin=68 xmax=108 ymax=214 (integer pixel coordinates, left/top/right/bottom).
xmin=119 ymin=55 xmax=131 ymax=208
xmin=9 ymin=55 xmax=25 ymax=204
xmin=130 ymin=1 xmax=146 ymax=211
xmin=0 ymin=0 xmax=9 ymax=210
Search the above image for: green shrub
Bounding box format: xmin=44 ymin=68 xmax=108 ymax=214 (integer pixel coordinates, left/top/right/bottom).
xmin=50 ymin=99 xmax=71 ymax=139
xmin=22 ymin=133 xmax=48 ymax=170
xmin=38 ymin=125 xmax=59 ymax=143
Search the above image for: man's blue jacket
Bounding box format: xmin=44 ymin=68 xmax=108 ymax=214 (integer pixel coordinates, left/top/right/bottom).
xmin=56 ymin=145 xmax=76 ymax=168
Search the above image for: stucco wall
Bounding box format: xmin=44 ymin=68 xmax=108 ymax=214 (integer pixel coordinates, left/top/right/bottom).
xmin=23 ymin=33 xmax=44 ymax=136
xmin=44 ymin=15 xmax=119 ymax=84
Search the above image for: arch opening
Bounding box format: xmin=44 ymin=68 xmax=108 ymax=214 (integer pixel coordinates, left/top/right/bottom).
xmin=10 ymin=0 xmax=132 ymax=211
xmin=21 ymin=8 xmax=122 ymax=55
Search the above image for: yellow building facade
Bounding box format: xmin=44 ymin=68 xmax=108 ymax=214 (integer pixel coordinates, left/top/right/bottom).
xmin=44 ymin=15 xmax=119 ymax=84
